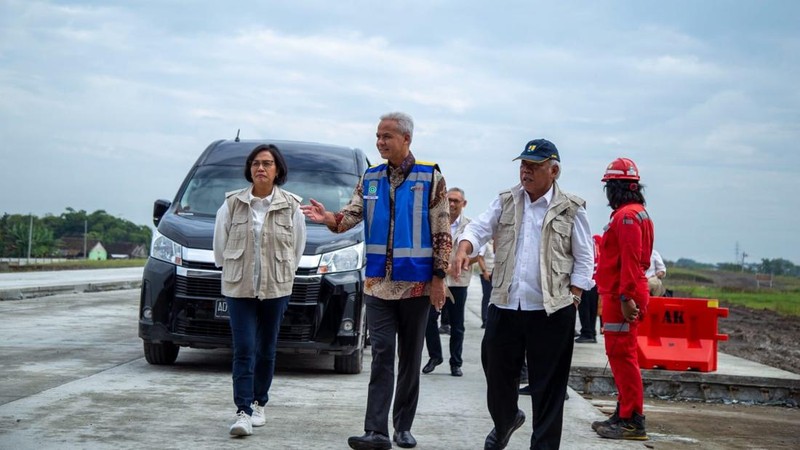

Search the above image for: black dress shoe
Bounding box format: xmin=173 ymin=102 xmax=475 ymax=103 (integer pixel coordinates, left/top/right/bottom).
xmin=422 ymin=357 xmax=443 ymax=374
xmin=450 ymin=365 xmax=463 ymax=377
xmin=518 ymin=385 xmax=531 ymax=395
xmin=575 ymin=336 xmax=597 ymax=343
xmin=484 ymin=409 xmax=525 ymax=450
xmin=393 ymin=430 xmax=417 ymax=448
xmin=347 ymin=431 xmax=392 ymax=450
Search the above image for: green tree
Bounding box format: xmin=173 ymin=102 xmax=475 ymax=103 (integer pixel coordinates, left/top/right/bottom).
xmin=760 ymin=258 xmax=798 ymax=276
xmin=5 ymin=217 xmax=55 ymax=257
xmin=0 ymin=209 xmax=151 ymax=257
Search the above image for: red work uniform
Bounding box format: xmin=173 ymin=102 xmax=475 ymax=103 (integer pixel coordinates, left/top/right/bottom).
xmin=596 ymin=202 xmax=654 ymax=420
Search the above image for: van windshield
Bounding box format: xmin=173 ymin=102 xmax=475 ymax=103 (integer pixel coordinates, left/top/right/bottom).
xmin=176 ymin=165 xmax=359 ymax=219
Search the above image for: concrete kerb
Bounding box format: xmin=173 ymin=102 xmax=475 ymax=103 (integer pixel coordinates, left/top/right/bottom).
xmin=0 ymin=280 xmax=142 ymax=301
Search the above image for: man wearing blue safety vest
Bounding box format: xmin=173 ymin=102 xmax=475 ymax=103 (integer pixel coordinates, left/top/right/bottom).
xmin=301 ymin=112 xmax=451 ymax=450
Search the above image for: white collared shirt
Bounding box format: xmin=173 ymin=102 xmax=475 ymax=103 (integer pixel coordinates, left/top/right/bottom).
xmin=646 ymin=249 xmax=666 ymax=278
xmin=249 ymin=191 xmax=272 ymax=291
xmin=459 ymin=184 xmax=594 ymax=311
xmin=450 ymin=215 xmax=461 ymax=238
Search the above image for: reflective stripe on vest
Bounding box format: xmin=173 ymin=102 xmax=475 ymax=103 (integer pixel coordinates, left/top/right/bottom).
xmin=603 ymin=322 xmax=630 ymax=333
xmin=363 ymin=162 xmax=435 ymax=281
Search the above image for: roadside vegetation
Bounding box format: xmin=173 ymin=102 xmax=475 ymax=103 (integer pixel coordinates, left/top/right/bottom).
xmin=666 ymin=266 xmax=800 ymax=316
xmin=0 ymin=208 xmax=151 ymax=258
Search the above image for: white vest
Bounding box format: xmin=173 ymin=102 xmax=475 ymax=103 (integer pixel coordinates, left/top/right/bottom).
xmin=490 ymin=183 xmax=585 ymax=314
xmin=220 ymin=186 xmax=301 ymax=299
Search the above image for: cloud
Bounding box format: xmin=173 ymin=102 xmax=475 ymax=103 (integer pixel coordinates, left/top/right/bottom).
xmin=1 ymin=0 xmax=799 ymax=264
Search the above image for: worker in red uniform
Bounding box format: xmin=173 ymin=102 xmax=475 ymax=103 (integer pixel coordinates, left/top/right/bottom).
xmin=593 ymin=157 xmax=654 ymax=441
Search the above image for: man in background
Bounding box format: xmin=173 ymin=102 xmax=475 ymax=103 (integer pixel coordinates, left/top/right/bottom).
xmin=646 ymin=249 xmax=666 ymax=296
xmin=423 ymin=187 xmax=473 ymax=377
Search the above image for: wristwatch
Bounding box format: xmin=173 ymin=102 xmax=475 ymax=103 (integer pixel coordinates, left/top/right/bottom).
xmin=432 ymin=268 xmax=446 ymax=279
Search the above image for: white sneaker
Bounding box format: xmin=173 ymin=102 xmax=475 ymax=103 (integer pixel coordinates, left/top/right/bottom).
xmin=229 ymin=411 xmax=253 ymax=436
xmin=251 ymin=402 xmax=266 ymax=427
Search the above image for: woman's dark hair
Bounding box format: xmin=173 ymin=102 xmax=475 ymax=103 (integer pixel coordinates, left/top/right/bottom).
xmin=604 ymin=179 xmax=646 ymax=210
xmin=244 ymin=144 xmax=288 ymax=185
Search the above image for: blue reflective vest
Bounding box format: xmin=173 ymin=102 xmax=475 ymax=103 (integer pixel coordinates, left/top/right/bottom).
xmin=362 ymin=162 xmax=437 ymax=281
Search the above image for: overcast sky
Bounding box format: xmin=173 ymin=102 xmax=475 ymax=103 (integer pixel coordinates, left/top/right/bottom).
xmin=1 ymin=0 xmax=798 ymax=265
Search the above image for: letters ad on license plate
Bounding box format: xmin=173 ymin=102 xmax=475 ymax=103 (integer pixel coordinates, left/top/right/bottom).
xmin=214 ymin=298 xmax=230 ymax=319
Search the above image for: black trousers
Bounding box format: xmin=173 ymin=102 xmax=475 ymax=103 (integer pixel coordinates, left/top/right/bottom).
xmin=424 ymin=286 xmax=467 ymax=367
xmin=363 ymin=294 xmax=430 ymax=435
xmin=577 ymin=286 xmax=599 ymax=339
xmin=480 ymin=273 xmax=493 ymax=326
xmin=482 ymin=304 xmax=576 ymax=450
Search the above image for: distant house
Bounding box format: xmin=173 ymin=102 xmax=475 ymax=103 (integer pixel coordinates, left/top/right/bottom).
xmin=105 ymin=242 xmax=148 ymax=259
xmin=57 ymin=237 xmax=108 ymax=260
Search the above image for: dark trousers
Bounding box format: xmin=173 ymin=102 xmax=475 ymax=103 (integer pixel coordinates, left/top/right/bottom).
xmin=440 ymin=304 xmax=450 ymax=327
xmin=227 ymin=295 xmax=290 ymax=415
xmin=577 ymin=286 xmax=599 ymax=339
xmin=482 ymin=304 xmax=576 ymax=450
xmin=424 ymin=286 xmax=468 ymax=367
xmin=363 ymin=295 xmax=430 ymax=435
xmin=480 ymin=273 xmax=493 ymax=326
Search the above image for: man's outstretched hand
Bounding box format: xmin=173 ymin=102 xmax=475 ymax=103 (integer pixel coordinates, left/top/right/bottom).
xmin=300 ymin=199 xmax=329 ymax=224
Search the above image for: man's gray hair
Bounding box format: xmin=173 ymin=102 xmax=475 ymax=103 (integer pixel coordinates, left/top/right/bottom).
xmin=447 ymin=187 xmax=465 ymax=198
xmin=551 ymin=159 xmax=561 ymax=180
xmin=380 ymin=112 xmax=414 ymax=140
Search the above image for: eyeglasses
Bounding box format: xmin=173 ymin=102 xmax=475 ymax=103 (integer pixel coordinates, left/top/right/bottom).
xmin=251 ymin=160 xmax=275 ymax=169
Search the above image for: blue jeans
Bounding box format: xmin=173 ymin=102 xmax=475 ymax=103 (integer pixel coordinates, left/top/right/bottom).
xmin=227 ymin=295 xmax=289 ymax=415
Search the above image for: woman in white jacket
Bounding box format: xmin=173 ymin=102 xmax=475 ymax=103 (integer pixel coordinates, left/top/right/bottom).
xmin=213 ymin=144 xmax=306 ymax=437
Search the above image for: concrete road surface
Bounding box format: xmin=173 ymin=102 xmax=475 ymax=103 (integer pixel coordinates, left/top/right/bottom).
xmin=0 ymin=284 xmax=646 ymax=449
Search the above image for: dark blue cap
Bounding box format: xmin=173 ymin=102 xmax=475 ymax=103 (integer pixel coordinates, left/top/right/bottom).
xmin=513 ymin=138 xmax=560 ymax=162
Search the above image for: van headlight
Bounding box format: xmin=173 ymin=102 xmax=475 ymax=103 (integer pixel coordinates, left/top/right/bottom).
xmin=318 ymin=242 xmax=363 ymax=274
xmin=150 ymin=229 xmax=183 ymax=265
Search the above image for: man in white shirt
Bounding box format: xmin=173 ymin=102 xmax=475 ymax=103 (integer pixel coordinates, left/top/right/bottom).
xmin=452 ymin=138 xmax=594 ymax=450
xmin=646 ymin=249 xmax=667 ymax=296
xmin=423 ymin=187 xmax=472 ymax=377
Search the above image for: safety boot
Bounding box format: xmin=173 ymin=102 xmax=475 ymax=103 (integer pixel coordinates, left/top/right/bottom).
xmin=596 ymin=411 xmax=648 ymax=440
xmin=591 ymin=402 xmax=620 ymax=432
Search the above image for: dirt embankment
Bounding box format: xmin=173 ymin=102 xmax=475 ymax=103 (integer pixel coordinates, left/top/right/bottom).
xmin=718 ymin=303 xmax=800 ymax=375
xmin=668 ymin=269 xmax=800 ymax=375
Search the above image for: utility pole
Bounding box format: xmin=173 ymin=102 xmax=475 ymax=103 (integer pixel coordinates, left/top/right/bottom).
xmin=84 ymin=219 xmax=88 ymax=260
xmin=27 ymin=213 xmax=33 ymax=264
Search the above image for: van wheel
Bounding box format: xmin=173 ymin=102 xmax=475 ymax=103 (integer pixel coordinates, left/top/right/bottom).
xmin=334 ymin=348 xmax=363 ymax=374
xmin=143 ymin=341 xmax=179 ymax=365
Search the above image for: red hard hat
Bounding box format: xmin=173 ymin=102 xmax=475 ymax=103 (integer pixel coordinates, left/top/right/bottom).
xmin=601 ymin=157 xmax=640 ymax=182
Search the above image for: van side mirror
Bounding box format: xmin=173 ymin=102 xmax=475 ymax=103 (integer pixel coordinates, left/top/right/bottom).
xmin=153 ymin=199 xmax=171 ymax=226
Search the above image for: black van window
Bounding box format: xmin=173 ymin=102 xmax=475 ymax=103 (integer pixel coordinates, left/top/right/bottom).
xmin=176 ymin=165 xmax=359 ymax=218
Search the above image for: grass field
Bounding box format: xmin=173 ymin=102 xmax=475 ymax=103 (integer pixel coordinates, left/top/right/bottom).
xmin=666 ymin=267 xmax=800 ymax=316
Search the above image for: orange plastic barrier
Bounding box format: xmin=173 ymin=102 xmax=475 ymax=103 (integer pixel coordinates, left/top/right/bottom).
xmin=636 ymin=296 xmax=728 ymax=372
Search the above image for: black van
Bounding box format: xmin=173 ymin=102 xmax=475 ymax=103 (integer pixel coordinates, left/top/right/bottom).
xmin=139 ymin=139 xmax=369 ymax=373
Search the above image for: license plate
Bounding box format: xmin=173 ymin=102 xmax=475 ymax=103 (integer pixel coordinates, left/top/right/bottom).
xmin=214 ymin=299 xmax=230 ymax=319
